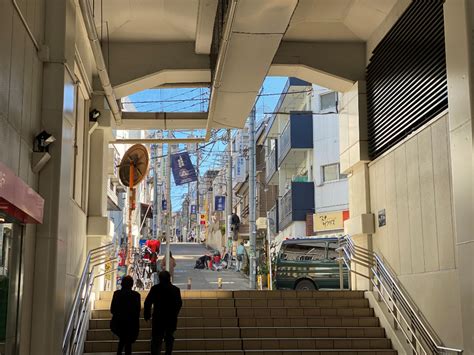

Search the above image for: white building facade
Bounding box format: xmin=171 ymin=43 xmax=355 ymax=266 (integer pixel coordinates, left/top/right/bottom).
xmin=311 ymin=86 xmax=349 ymax=236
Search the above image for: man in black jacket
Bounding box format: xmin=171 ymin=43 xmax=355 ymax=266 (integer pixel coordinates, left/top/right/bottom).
xmin=144 ymin=271 xmax=183 ymax=355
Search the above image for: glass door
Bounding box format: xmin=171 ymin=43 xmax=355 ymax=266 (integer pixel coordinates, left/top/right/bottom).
xmin=0 ymin=223 xmax=22 ymax=355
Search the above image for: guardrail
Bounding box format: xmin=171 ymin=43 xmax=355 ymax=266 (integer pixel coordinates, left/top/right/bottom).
xmin=337 ymin=236 xmax=463 ymax=355
xmin=62 ymin=243 xmax=117 ymax=355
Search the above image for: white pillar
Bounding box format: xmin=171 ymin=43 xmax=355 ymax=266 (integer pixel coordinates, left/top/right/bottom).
xmin=30 ymin=0 xmax=78 ymax=353
xmin=339 ymin=81 xmax=373 ymax=291
xmin=444 ymin=1 xmax=474 ymax=351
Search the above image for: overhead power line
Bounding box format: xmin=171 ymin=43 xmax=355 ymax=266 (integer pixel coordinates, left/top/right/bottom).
xmin=125 ymin=89 xmax=311 ymax=106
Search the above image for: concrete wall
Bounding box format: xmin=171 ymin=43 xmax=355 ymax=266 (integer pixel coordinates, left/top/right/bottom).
xmin=0 ymin=1 xmax=43 ymax=354
xmin=368 ymin=114 xmax=463 ymax=346
xmin=0 ymin=0 xmax=102 ymax=353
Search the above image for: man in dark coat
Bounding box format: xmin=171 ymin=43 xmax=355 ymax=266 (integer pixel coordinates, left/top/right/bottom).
xmin=144 ymin=271 xmax=183 ymax=355
xmin=110 ymin=275 xmax=141 ymax=355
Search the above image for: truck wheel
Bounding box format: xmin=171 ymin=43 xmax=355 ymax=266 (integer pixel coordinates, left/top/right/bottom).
xmin=295 ymin=279 xmax=316 ymax=290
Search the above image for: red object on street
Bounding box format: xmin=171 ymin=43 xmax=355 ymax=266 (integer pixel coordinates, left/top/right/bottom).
xmin=0 ymin=161 xmax=44 ymax=224
xmin=118 ymin=249 xmax=126 ymax=266
xmin=146 ymin=239 xmax=161 ymax=253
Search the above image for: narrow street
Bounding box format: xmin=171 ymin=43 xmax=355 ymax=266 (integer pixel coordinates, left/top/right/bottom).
xmin=165 ymin=243 xmax=251 ymax=290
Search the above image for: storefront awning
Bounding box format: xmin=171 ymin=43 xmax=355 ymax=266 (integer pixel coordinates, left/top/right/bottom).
xmin=0 ymin=161 xmax=44 ymax=224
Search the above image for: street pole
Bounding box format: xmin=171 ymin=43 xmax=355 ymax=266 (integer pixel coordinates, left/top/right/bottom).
xmin=165 ymin=131 xmax=172 ymax=271
xmin=249 ymin=106 xmax=257 ymax=289
xmin=196 ymin=143 xmax=200 ymax=243
xmin=266 ymin=211 xmax=273 ymax=290
xmin=152 ymin=143 xmax=158 ymax=240
xmin=157 ymin=131 xmax=163 ymax=240
xmin=226 ymin=129 xmax=233 ymax=252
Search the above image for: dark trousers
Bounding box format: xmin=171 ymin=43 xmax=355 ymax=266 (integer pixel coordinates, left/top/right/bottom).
xmin=151 ymin=327 xmax=175 ymax=355
xmin=117 ymin=338 xmax=132 ymax=355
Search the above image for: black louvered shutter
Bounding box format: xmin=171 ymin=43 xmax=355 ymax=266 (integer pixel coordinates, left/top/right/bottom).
xmin=366 ymin=0 xmax=447 ymax=159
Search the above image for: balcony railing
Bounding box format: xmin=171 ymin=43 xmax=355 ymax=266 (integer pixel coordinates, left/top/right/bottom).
xmin=278 ymin=181 xmax=315 ymax=232
xmin=265 ymin=144 xmax=278 ymax=184
xmin=278 ymin=112 xmax=313 ymax=166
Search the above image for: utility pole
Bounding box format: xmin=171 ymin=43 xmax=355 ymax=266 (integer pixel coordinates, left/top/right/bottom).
xmin=249 ymin=106 xmax=257 ymax=289
xmin=152 ymin=142 xmax=158 ymax=240
xmin=226 ymin=129 xmax=233 ymax=252
xmin=196 ymin=143 xmax=200 ymax=243
xmin=165 ymin=130 xmax=172 ymax=271
xmin=156 ymin=131 xmax=163 ymax=239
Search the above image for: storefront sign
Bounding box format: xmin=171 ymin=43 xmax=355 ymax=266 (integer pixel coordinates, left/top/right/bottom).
xmin=0 ymin=161 xmax=44 ymax=224
xmin=190 ymin=205 xmax=197 ymax=214
xmin=234 ymin=157 xmax=246 ymax=182
xmin=171 ymin=152 xmax=197 ymax=185
xmin=313 ymin=211 xmax=349 ymax=232
xmin=214 ymin=196 xmax=225 ymax=211
xmin=199 ymin=214 xmax=206 ymax=225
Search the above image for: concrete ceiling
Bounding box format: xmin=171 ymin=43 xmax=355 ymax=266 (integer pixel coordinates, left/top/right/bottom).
xmin=83 ymin=0 xmax=402 ymax=133
xmin=285 ymin=0 xmax=398 ymax=41
xmin=93 ymin=0 xmax=199 ymax=42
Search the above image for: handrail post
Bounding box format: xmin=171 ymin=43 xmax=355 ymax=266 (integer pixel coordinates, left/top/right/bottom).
xmin=392 ymin=305 xmax=398 ymax=330
xmin=338 ymin=248 xmax=344 ymax=290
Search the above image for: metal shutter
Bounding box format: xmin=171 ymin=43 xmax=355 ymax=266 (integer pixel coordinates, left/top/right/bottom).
xmin=366 ymin=0 xmax=447 ymax=159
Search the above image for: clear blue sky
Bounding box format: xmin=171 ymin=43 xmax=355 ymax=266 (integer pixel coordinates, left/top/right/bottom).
xmin=125 ymin=76 xmax=289 ymax=211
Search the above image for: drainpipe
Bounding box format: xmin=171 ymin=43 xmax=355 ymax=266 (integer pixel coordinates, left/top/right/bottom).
xmin=78 ymin=0 xmax=122 ymax=124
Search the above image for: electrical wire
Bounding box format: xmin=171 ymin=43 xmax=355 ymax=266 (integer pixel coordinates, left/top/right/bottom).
xmin=124 ymin=88 xmax=310 ymax=106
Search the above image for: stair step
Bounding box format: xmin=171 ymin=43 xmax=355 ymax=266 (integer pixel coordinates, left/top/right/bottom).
xmin=89 ymin=316 xmax=380 ymax=329
xmin=84 ymin=337 xmax=392 ymax=352
xmin=98 ymin=290 xmax=366 ymax=301
xmin=86 ymin=351 xmax=397 ymax=355
xmin=87 ymin=326 xmax=385 ymax=341
xmin=94 ymin=298 xmax=369 ymax=310
xmin=91 ymin=307 xmax=374 ymax=319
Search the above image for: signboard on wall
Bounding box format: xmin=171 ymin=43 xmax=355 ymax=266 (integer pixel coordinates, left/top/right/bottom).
xmin=313 ymin=211 xmax=349 ymax=232
xmin=200 ymin=214 xmax=207 ymax=225
xmin=378 ymin=209 xmax=386 ymax=227
xmin=234 ymin=157 xmax=246 ymax=182
xmin=190 ymin=205 xmax=197 ymax=214
xmin=215 ymin=196 xmax=225 ymax=211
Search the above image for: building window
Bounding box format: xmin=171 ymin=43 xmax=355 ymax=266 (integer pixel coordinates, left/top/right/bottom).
xmin=322 ymin=163 xmax=346 ymax=183
xmin=320 ymin=92 xmax=337 ymax=111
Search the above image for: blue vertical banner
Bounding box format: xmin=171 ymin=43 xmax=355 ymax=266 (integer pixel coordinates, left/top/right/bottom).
xmin=171 ymin=152 xmax=198 ymax=185
xmin=162 ymin=199 xmax=167 ymax=210
xmin=215 ymin=196 xmax=226 ymax=211
xmin=190 ymin=205 xmax=197 ymax=214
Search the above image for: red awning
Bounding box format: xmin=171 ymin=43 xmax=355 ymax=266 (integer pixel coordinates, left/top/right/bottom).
xmin=0 ymin=161 xmax=44 ymax=224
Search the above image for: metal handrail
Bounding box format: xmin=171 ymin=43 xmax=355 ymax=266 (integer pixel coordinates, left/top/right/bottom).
xmin=337 ymin=236 xmax=463 ymax=355
xmin=62 ymin=243 xmax=117 ymax=355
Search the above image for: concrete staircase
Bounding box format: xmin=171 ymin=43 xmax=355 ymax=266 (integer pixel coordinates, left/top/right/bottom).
xmin=85 ymin=290 xmax=397 ymax=354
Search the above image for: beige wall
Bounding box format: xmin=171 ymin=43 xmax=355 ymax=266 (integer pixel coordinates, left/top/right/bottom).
xmin=0 ymin=1 xmax=44 ymax=354
xmin=367 ymin=115 xmax=463 ymax=346
xmin=0 ymin=0 xmax=99 ymax=353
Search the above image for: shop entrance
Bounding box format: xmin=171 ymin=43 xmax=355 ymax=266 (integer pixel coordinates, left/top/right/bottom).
xmin=0 ymin=222 xmax=23 ymax=355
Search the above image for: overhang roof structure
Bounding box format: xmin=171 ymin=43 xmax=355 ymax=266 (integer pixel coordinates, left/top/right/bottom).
xmin=84 ymin=0 xmax=400 ymax=136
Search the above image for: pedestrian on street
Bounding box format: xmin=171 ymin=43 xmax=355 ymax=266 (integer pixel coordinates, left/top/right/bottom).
xmin=236 ymin=242 xmax=245 ymax=272
xmin=144 ymin=271 xmax=183 ymax=355
xmin=230 ymin=212 xmax=240 ymax=241
xmin=161 ymin=251 xmax=177 ymax=279
xmin=110 ymin=276 xmax=141 ymax=355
